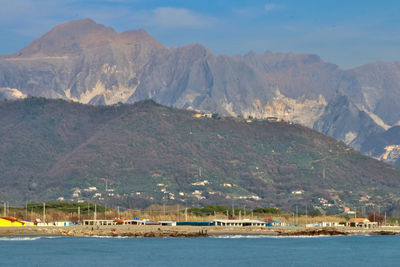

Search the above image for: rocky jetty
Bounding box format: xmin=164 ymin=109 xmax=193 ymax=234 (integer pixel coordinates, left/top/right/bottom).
xmin=278 ymin=227 xmax=348 ymax=236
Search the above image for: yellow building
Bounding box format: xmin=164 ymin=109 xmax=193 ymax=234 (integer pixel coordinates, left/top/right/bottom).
xmin=0 ymin=217 xmax=26 ymax=227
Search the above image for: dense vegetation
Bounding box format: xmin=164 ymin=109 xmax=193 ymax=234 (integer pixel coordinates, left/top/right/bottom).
xmin=1 ymin=98 xmax=400 ymax=214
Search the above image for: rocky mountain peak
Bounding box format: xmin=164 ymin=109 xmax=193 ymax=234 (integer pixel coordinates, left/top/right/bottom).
xmin=9 ymin=18 xmax=163 ymax=57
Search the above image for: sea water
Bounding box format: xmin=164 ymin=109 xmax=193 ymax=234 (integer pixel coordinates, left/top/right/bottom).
xmin=1 ymin=235 xmax=399 ymax=266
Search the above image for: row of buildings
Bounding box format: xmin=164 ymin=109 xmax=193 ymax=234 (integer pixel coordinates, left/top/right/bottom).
xmin=0 ymin=216 xmax=379 ymax=229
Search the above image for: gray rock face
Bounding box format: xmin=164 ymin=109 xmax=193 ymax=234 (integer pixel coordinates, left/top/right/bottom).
xmin=345 ymin=62 xmax=400 ymax=126
xmin=314 ymin=93 xmax=385 ymax=149
xmin=2 ymin=19 xmax=400 ymax=166
xmin=360 ymin=126 xmax=400 ymax=168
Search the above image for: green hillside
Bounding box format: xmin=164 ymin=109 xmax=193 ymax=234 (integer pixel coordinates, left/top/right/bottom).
xmin=1 ymin=98 xmax=400 ymax=214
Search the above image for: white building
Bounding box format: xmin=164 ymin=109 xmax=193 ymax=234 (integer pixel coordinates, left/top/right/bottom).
xmin=213 ymin=219 xmax=266 ymax=227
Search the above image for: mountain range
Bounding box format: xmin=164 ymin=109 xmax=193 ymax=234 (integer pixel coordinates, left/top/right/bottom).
xmin=1 ymin=19 xmax=399 ymax=167
xmin=2 ymin=97 xmax=400 ymax=215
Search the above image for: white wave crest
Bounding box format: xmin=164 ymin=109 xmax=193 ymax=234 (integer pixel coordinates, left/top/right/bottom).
xmin=0 ymin=237 xmax=41 ymax=241
xmin=90 ymin=235 xmax=129 ymax=239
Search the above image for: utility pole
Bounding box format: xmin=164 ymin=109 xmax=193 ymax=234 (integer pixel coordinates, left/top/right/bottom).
xmin=232 ymin=201 xmax=235 ymax=217
xmin=185 ymin=208 xmax=188 ymax=221
xmin=385 ymin=210 xmax=387 ymax=226
xmin=296 ymin=206 xmax=298 ymax=226
xmin=239 ymin=210 xmax=241 ymax=220
xmin=78 ymin=206 xmax=80 ymax=223
xmin=226 ymin=210 xmax=229 ymax=219
xmin=305 ymin=205 xmax=308 ymax=226
xmin=43 ymin=203 xmax=46 ymax=223
xmin=94 ymin=204 xmax=97 ymax=221
xmin=163 ymin=203 xmax=166 ymax=217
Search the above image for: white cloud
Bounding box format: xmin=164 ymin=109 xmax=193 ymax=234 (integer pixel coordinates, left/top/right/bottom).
xmin=264 ymin=3 xmax=280 ymax=13
xmin=136 ymin=7 xmax=217 ymax=29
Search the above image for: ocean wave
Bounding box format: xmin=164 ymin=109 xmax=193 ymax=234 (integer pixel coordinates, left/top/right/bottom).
xmin=0 ymin=237 xmax=42 ymax=241
xmin=89 ymin=235 xmax=130 ymax=239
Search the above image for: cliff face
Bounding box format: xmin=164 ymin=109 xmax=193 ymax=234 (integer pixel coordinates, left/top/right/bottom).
xmin=1 ymin=19 xmax=400 ymax=166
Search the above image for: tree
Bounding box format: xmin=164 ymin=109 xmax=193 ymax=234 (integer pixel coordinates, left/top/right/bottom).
xmin=368 ymin=212 xmax=384 ymax=224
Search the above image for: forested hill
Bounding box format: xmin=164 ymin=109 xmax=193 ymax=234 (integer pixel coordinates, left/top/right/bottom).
xmin=1 ymin=98 xmax=400 ymax=214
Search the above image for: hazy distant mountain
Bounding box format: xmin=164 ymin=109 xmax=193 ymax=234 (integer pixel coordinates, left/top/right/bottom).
xmin=2 ymin=98 xmax=400 ymax=214
xmin=1 ymin=18 xmax=400 ymax=166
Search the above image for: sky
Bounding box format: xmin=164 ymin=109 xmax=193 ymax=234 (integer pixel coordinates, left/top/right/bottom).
xmin=0 ymin=0 xmax=399 ymax=68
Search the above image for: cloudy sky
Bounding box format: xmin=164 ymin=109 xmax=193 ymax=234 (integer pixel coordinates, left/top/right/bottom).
xmin=0 ymin=0 xmax=399 ymax=68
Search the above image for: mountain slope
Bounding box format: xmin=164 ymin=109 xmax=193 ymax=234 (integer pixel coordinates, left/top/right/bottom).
xmin=1 ymin=98 xmax=400 ymax=213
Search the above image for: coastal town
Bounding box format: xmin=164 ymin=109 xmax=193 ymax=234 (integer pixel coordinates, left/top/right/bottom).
xmin=0 ymin=205 xmax=399 ymax=237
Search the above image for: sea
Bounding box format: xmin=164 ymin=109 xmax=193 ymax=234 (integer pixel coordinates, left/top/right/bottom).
xmin=1 ymin=235 xmax=399 ymax=266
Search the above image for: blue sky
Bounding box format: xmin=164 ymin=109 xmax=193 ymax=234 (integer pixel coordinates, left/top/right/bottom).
xmin=0 ymin=0 xmax=399 ymax=68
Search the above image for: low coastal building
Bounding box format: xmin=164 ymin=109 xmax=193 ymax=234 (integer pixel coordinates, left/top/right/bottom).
xmin=123 ymin=219 xmax=147 ymax=225
xmin=346 ymin=218 xmax=377 ymax=228
xmin=306 ymin=222 xmax=340 ymax=228
xmin=160 ymin=221 xmax=177 ymax=226
xmin=83 ymin=220 xmax=118 ymax=226
xmin=213 ymin=219 xmax=265 ymax=227
xmin=176 ymin=221 xmax=212 ymax=226
xmin=52 ymin=221 xmax=74 ymax=227
xmin=266 ymin=219 xmax=286 ymax=227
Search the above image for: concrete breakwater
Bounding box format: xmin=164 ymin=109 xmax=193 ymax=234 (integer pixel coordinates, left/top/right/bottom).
xmin=0 ymin=225 xmax=400 ymax=237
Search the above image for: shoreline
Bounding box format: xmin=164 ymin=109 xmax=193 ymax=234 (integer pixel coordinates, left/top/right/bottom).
xmin=1 ymin=225 xmax=400 ymax=238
